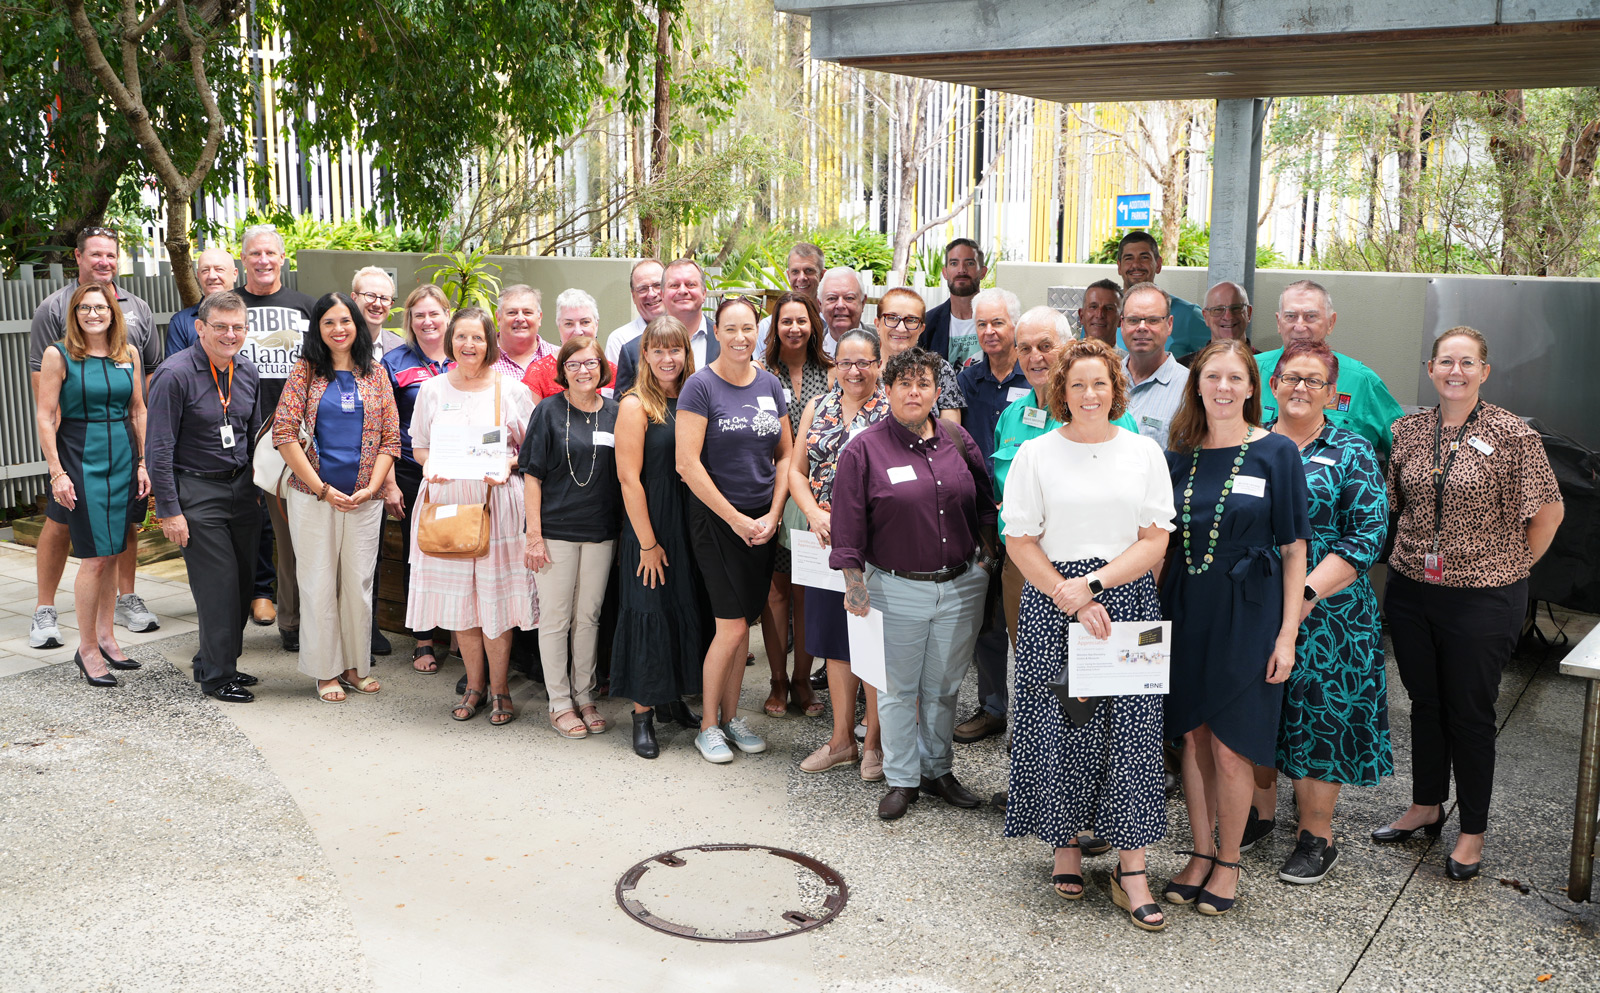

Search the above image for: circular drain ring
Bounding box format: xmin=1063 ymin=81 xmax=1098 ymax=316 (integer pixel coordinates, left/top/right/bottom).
xmin=615 ymin=843 xmax=849 ymax=942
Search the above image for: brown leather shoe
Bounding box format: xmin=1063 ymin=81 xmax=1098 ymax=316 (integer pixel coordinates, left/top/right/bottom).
xmin=920 ymin=773 xmax=982 ymax=808
xmin=952 ymin=709 xmax=1006 ymax=744
xmin=878 ymin=786 xmax=919 ymax=821
xmin=250 ymin=598 xmax=276 ymax=626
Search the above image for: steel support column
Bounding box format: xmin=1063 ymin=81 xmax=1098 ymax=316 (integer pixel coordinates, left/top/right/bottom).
xmin=1206 ymin=97 xmax=1267 ymax=304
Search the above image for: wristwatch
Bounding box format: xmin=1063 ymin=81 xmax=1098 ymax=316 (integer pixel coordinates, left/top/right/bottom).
xmin=1086 ymin=574 xmax=1105 ymax=596
xmin=1303 ymin=583 xmax=1320 ymax=603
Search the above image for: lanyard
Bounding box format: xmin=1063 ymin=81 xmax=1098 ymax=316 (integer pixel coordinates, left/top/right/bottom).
xmin=208 ymin=360 xmax=234 ymax=417
xmin=1430 ymin=401 xmax=1480 ymax=550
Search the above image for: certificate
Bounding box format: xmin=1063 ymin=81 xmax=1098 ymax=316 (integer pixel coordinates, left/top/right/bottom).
xmin=429 ymin=423 xmax=507 ymax=480
xmin=845 ymin=607 xmax=887 ymax=692
xmin=1066 ymin=620 xmax=1171 ymax=696
xmin=789 ymin=529 xmax=846 ymax=592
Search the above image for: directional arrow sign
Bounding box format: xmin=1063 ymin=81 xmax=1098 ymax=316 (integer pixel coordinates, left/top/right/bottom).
xmin=1115 ymin=193 xmax=1152 ymax=229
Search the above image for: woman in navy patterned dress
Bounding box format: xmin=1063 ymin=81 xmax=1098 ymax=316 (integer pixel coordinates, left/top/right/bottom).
xmin=1259 ymin=341 xmax=1393 ymax=886
xmin=1003 ymin=340 xmax=1176 ymax=932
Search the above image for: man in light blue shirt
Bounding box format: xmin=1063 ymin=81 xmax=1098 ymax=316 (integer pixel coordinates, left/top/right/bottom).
xmin=1117 ymin=231 xmax=1208 ymax=357
xmin=1119 ymin=282 xmax=1190 ymax=451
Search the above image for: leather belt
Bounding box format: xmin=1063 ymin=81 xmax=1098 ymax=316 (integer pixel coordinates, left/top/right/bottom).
xmin=175 ymin=465 xmax=247 ymax=481
xmin=877 ymin=559 xmax=970 ymax=583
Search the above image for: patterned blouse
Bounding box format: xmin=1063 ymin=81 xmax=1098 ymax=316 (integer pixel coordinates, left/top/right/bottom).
xmin=806 ymin=383 xmax=891 ymax=509
xmin=767 ymin=356 xmax=832 ymax=434
xmin=1388 ymin=402 xmax=1561 ymax=588
xmin=272 ymin=359 xmax=402 ymax=496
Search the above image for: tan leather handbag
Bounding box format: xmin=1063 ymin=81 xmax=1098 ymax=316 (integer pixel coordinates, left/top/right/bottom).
xmin=416 ymin=376 xmax=498 ymax=559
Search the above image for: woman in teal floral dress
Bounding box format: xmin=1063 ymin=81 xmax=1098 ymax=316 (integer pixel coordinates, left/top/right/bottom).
xmin=1261 ymin=341 xmax=1393 ymax=886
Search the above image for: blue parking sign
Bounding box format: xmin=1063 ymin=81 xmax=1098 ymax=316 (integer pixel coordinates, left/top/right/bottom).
xmin=1115 ymin=193 xmax=1152 ymax=228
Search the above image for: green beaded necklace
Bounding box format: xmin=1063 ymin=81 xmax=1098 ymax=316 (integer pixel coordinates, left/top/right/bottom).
xmin=1181 ymin=425 xmax=1253 ymax=575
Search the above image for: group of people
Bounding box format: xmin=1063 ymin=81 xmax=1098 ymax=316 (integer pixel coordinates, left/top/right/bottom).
xmin=30 ymin=228 xmax=1564 ymax=932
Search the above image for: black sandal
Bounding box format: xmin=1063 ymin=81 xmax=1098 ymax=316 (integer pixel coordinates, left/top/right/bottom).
xmin=1196 ymin=859 xmax=1242 ymax=916
xmin=1051 ymin=840 xmax=1084 ymax=900
xmin=412 ymin=645 xmax=440 ymax=674
xmin=451 ymin=687 xmax=485 ymax=721
xmin=1110 ymin=865 xmax=1167 ymax=932
xmin=1162 ymin=850 xmax=1216 ymax=905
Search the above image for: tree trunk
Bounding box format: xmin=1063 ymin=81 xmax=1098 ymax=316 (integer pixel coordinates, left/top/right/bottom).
xmin=887 ymin=77 xmax=926 ymax=287
xmin=1393 ymin=93 xmax=1427 ymax=268
xmin=1482 ymin=89 xmax=1535 ymax=275
xmin=165 ymin=190 xmax=200 ymax=305
xmin=638 ymin=6 xmax=672 ymax=258
xmin=1537 ymin=107 xmax=1600 ymax=275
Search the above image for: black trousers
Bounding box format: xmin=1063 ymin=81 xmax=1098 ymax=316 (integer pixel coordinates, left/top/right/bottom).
xmin=178 ymin=472 xmax=261 ymax=692
xmin=1385 ymin=571 xmax=1527 ymax=835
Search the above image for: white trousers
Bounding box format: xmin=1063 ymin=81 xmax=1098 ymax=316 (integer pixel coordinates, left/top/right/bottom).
xmin=537 ymin=538 xmax=616 ymax=713
xmin=286 ymin=489 xmax=383 ymax=680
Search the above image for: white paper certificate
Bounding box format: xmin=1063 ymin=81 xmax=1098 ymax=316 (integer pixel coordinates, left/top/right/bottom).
xmin=845 ymin=607 xmax=888 ymax=692
xmin=789 ymin=529 xmax=846 ymax=592
xmin=1067 ymin=620 xmax=1172 ymax=696
xmin=429 ymin=423 xmax=507 ymax=480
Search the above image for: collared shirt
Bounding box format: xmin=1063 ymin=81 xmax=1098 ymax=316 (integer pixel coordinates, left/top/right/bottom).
xmin=1123 ymin=352 xmax=1189 ymax=451
xmin=829 ymin=416 xmax=996 ymax=574
xmin=602 ymin=315 xmax=648 ymax=397
xmin=991 ymin=387 xmax=1140 ymax=507
xmin=492 ymin=338 xmax=558 ymax=380
xmin=957 ymin=355 xmax=1031 ymax=476
xmin=144 ymin=344 xmax=262 ymax=517
xmin=166 ymin=304 xmax=201 ymax=363
xmin=381 ymin=342 xmax=453 ymax=465
xmin=29 ymin=282 xmax=160 ymax=373
xmin=371 ymin=328 xmax=407 ymax=361
xmin=1256 ymin=347 xmax=1404 ymax=460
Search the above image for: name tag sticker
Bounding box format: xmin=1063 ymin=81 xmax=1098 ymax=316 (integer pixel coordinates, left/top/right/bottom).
xmin=1022 ymin=406 xmax=1048 ymax=428
xmin=1309 ymin=454 xmax=1337 ymax=466
xmin=887 ymin=465 xmax=917 ymax=485
xmin=219 ymin=424 xmax=236 ymax=449
xmin=593 ymin=431 xmax=615 ymax=448
xmin=1232 ymin=474 xmax=1267 ymax=498
xmin=435 ymin=504 xmax=458 ymax=520
xmin=441 ymin=402 xmax=463 ymax=412
xmin=114 ymin=361 xmax=134 ymax=370
xmin=1141 ymin=416 xmax=1164 ymax=429
xmin=757 ymin=395 xmax=778 ymax=412
xmin=1468 ymin=436 xmax=1494 ymax=455
xmin=783 ymin=388 xmax=794 ymax=403
xmin=1006 ymin=386 xmax=1031 ymax=403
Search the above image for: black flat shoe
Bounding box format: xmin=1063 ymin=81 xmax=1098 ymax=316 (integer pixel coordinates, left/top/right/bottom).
xmin=632 ymin=710 xmax=659 ymax=759
xmin=1239 ymin=805 xmax=1275 ymax=852
xmin=661 ymin=699 xmax=701 ymax=729
xmin=1196 ymin=859 xmax=1242 ymax=916
xmin=1371 ymin=813 xmax=1444 ymax=843
xmin=1079 ymin=833 xmax=1113 ymax=857
xmin=1446 ymin=856 xmax=1481 ymax=881
xmin=919 ymin=773 xmax=981 ymax=808
xmin=371 ymin=626 xmax=392 ymax=656
xmin=232 ymin=671 xmax=259 ymax=687
xmin=206 ymin=681 xmax=255 ymax=703
xmin=280 ymin=628 xmax=300 ymax=652
xmin=74 ymin=652 xmax=118 ymax=687
xmin=103 ymin=653 xmax=142 ymax=670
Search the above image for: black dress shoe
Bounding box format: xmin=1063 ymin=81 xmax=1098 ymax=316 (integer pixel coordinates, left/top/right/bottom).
xmin=1446 ymin=856 xmax=1481 ymax=881
xmin=878 ymin=786 xmax=919 ymax=820
xmin=920 ymin=773 xmax=981 ymax=808
xmin=73 ymin=652 xmax=118 ymax=687
xmin=280 ymin=628 xmax=300 ymax=652
xmin=1371 ymin=814 xmax=1444 ymax=843
xmin=632 ymin=710 xmax=659 ymax=759
xmin=103 ymin=653 xmax=142 ymax=670
xmin=232 ymin=671 xmax=259 ymax=687
xmin=206 ymin=681 xmax=255 ymax=703
xmin=371 ymin=626 xmax=392 ymax=656
xmin=661 ymin=699 xmax=701 ymax=729
xmin=456 ymin=673 xmax=469 ymax=696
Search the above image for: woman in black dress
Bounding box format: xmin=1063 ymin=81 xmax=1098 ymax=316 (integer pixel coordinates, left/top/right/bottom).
xmin=1160 ymin=339 xmax=1310 ymax=916
xmin=610 ymin=316 xmax=708 ymax=757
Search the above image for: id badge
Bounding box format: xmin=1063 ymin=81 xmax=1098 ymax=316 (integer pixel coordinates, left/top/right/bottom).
xmin=340 ymin=391 xmax=356 ymax=412
xmin=1424 ymin=552 xmax=1445 ymax=583
xmin=1022 ymin=406 xmax=1047 ymax=428
xmin=220 ymin=424 xmax=236 ymax=449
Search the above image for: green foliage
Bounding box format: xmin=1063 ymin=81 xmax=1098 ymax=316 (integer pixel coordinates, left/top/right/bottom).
xmin=1313 ymin=230 xmax=1492 ymax=276
xmin=811 ymin=228 xmax=896 ymax=283
xmin=1085 ymin=223 xmax=1207 ymax=267
xmin=419 ymin=247 xmax=504 ymax=314
xmin=909 ymin=246 xmax=946 ymax=287
xmin=703 ymin=224 xmax=896 ymax=291
xmin=214 ymin=208 xmax=435 ymax=270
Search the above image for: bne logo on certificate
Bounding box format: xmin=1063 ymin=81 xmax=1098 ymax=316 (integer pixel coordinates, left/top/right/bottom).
xmin=1067 ymin=621 xmax=1172 ymax=696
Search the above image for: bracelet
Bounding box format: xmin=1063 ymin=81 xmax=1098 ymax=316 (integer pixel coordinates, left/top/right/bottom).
xmin=639 ymin=541 xmax=659 ymax=552
xmin=318 ymin=481 xmax=330 ymax=501
xmin=50 ymin=470 xmax=68 ymax=484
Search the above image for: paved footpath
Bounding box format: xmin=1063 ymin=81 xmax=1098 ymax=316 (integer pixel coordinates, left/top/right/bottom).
xmin=1 ymin=543 xmax=1597 ymax=992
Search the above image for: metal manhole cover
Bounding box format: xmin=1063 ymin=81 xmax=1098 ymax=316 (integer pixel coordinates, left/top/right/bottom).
xmin=616 ymin=844 xmax=848 ymax=942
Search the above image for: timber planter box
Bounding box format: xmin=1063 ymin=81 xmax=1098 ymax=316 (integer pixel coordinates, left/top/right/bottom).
xmin=10 ymin=515 xmax=183 ymax=566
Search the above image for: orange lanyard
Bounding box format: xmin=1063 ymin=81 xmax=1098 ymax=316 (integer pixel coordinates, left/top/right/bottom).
xmin=208 ymin=360 xmax=234 ymax=417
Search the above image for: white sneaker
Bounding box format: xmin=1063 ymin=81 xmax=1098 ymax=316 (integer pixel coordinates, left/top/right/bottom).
xmin=114 ymin=594 xmax=159 ymax=633
xmin=28 ymin=606 xmax=62 ymax=649
xmin=721 ymin=717 xmax=767 ymax=754
xmin=695 ymin=726 xmax=735 ymax=764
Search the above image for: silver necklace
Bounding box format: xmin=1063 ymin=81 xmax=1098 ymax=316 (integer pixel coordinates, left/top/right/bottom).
xmin=565 ymin=395 xmax=600 ymax=487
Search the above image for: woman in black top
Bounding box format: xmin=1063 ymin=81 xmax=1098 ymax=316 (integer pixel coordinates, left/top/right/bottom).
xmin=521 ymin=335 xmax=622 ymax=739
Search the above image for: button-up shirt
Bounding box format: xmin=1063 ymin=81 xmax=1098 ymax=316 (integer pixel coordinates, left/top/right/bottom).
xmin=957 ymin=354 xmax=1031 ymax=477
xmin=145 ymin=344 xmax=262 ymax=517
xmin=492 ymin=338 xmax=558 ymax=380
xmin=1123 ymin=351 xmax=1189 ymax=451
xmin=828 ymin=416 xmax=996 ymax=574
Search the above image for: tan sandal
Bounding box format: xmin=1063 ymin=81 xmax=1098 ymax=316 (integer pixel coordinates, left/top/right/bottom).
xmin=550 ymin=709 xmax=588 ymax=739
xmin=317 ymin=680 xmax=346 ymax=704
xmin=580 ymin=704 xmax=608 ymax=734
xmin=338 ymin=674 xmax=381 ymax=695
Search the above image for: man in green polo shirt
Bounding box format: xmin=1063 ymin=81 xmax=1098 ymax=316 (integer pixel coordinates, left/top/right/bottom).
xmin=1256 ymin=279 xmax=1403 ymax=460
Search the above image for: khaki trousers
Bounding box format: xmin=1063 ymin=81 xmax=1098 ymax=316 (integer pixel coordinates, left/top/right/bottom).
xmin=286 ymin=489 xmax=382 ymax=680
xmin=537 ymin=538 xmax=616 ymax=714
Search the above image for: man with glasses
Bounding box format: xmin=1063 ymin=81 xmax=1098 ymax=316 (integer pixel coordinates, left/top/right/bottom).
xmin=613 ymin=259 xmax=719 ymax=396
xmin=164 ymin=247 xmax=239 ymax=360
xmin=1180 ymin=280 xmax=1260 ymax=368
xmin=26 ymin=226 xmax=162 ymax=648
xmin=754 ymin=242 xmax=826 ymax=355
xmin=1115 ymin=231 xmax=1208 ymax=357
xmin=1256 ymin=279 xmax=1403 ymax=459
xmin=916 ymin=238 xmax=988 ymax=367
xmin=235 ymin=224 xmax=314 ymax=648
xmin=145 ymin=291 xmax=262 ymax=703
xmin=602 ymin=259 xmax=665 ymax=397
xmin=1119 ymin=282 xmax=1190 ymax=451
xmin=351 ymin=266 xmax=407 ymax=358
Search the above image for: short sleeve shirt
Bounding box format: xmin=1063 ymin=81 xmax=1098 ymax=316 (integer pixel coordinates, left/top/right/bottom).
xmin=678 ymin=365 xmax=789 ymax=510
xmin=1002 ymin=427 xmax=1176 ymax=562
xmin=236 ymin=286 xmax=314 ymax=415
xmin=29 ymin=282 xmax=160 ymax=372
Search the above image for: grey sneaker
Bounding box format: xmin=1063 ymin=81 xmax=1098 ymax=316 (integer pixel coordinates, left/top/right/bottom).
xmin=721 ymin=717 xmax=767 ymax=754
xmin=114 ymin=593 xmax=159 ymax=633
xmin=28 ymin=606 xmax=62 ymax=649
xmin=694 ymin=726 xmax=735 ymax=764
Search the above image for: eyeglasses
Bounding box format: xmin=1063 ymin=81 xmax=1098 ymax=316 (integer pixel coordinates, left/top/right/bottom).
xmin=354 ymin=291 xmax=394 ymax=307
xmin=630 ymin=281 xmax=662 ymax=294
xmin=835 ymin=359 xmax=878 ymax=371
xmin=75 ymin=304 xmax=111 ymax=315
xmin=205 ymin=322 xmax=248 ymax=336
xmin=1203 ymin=304 xmax=1249 ymax=317
xmin=563 ymin=359 xmax=601 ymax=372
xmin=1277 ymin=374 xmax=1328 ymax=390
xmin=1122 ymin=315 xmax=1170 ymax=327
xmin=1434 ymin=357 xmax=1481 ymax=372
xmin=878 ymin=313 xmax=924 ymax=331
xmin=1280 ymin=311 xmax=1323 ymax=323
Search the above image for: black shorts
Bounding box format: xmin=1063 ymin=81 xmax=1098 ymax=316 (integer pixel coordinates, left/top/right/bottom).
xmin=687 ymin=496 xmax=776 ymax=623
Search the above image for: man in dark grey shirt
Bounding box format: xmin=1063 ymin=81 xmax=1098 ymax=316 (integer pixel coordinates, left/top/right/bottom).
xmin=147 ymin=291 xmax=263 ymax=703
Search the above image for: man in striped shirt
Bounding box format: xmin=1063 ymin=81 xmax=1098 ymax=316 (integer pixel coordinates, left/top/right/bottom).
xmin=1119 ymin=282 xmax=1189 ymax=452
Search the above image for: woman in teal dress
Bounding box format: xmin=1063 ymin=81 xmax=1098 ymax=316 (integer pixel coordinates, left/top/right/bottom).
xmin=36 ymin=283 xmax=150 ymax=687
xmin=1260 ymin=341 xmax=1393 ymax=886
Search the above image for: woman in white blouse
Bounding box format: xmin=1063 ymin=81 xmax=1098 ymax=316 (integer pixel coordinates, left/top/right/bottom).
xmin=1001 ymin=338 xmax=1176 ymax=933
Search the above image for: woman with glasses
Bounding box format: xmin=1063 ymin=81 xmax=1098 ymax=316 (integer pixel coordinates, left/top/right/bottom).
xmin=521 ymin=335 xmax=622 ymax=738
xmin=35 ymin=285 xmax=150 ymax=686
xmin=875 ymin=288 xmax=965 ymax=423
xmin=789 ymin=328 xmax=890 ymax=778
xmin=1252 ymin=341 xmax=1392 ymax=886
xmin=760 ymin=291 xmax=832 ymax=720
xmin=1375 ymin=327 xmax=1562 ymax=881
